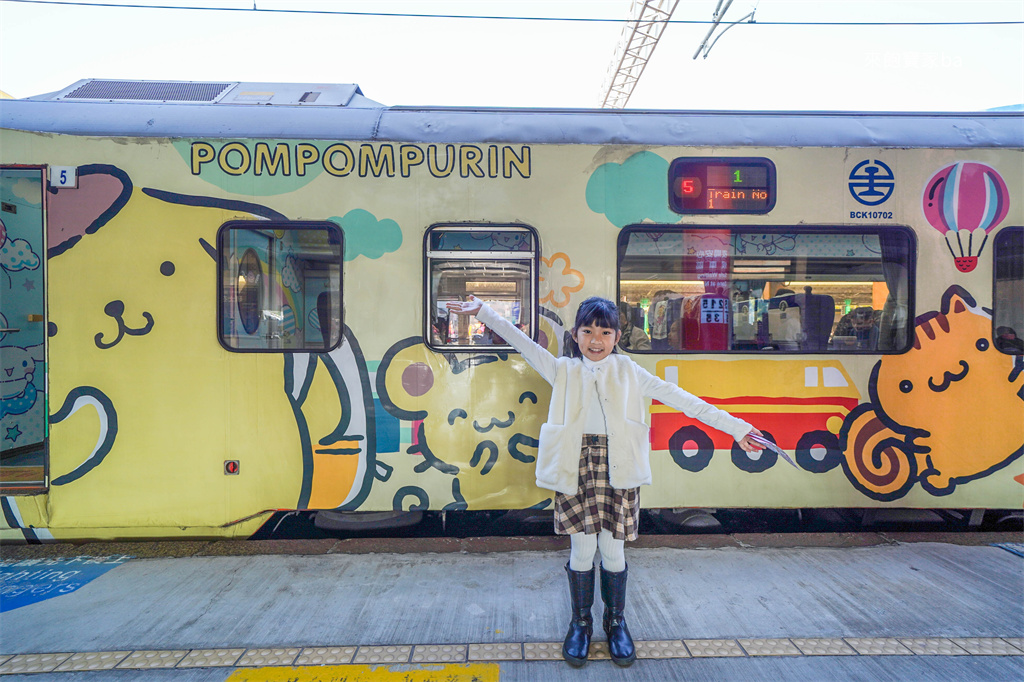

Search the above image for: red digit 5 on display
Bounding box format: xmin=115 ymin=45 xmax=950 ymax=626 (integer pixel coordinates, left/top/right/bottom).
xmin=679 ymin=177 xmax=701 ymax=196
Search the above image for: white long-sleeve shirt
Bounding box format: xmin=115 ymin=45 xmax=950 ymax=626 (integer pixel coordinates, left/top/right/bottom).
xmin=581 ymin=356 xmax=610 ymax=435
xmin=477 ymin=303 xmax=752 ymax=493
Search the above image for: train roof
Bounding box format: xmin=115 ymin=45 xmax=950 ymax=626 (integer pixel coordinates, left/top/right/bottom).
xmin=2 ymin=79 xmax=1022 ymax=148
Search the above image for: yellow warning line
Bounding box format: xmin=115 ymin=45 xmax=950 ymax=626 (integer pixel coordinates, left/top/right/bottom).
xmin=0 ymin=637 xmax=1021 ymax=675
xmin=226 ymin=663 xmax=499 ymax=682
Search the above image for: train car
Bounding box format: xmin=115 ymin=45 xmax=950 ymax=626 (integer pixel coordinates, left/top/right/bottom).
xmin=0 ymin=79 xmax=1021 ymax=542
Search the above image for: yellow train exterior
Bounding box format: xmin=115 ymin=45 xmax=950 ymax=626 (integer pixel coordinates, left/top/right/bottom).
xmin=0 ymin=80 xmax=1021 ymax=541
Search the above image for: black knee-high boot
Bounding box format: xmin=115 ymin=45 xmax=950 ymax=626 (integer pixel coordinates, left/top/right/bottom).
xmin=562 ymin=563 xmax=595 ymax=667
xmin=600 ymin=564 xmax=636 ymax=667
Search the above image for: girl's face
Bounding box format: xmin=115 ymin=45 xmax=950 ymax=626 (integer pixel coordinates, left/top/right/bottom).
xmin=573 ymin=324 xmax=621 ymax=362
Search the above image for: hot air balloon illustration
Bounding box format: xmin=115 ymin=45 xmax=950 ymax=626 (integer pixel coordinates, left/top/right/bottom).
xmin=923 ymin=162 xmax=1010 ymax=273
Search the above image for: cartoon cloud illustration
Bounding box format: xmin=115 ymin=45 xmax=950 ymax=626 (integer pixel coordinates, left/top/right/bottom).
xmin=331 ymin=209 xmax=403 ymax=261
xmin=586 ymin=151 xmax=679 ymax=228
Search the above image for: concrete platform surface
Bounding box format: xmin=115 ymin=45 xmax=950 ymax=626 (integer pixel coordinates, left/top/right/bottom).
xmin=1 ymin=534 xmax=1022 ymax=680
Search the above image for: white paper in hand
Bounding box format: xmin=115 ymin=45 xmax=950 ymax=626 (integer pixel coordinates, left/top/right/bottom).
xmin=746 ymin=433 xmax=799 ymax=469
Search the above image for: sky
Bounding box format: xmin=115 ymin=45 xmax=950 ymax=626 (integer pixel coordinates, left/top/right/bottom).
xmin=0 ymin=0 xmax=1022 ymax=111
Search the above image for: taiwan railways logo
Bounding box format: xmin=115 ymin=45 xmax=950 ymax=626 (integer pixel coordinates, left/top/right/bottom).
xmin=848 ymin=160 xmax=895 ymax=206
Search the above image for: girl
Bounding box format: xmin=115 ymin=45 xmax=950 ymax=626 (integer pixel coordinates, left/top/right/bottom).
xmin=447 ymin=295 xmax=763 ymax=668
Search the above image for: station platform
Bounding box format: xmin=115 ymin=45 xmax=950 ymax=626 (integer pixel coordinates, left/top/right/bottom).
xmin=1 ymin=531 xmax=1022 ymax=681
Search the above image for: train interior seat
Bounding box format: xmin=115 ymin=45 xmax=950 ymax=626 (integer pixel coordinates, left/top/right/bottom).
xmin=794 ymin=292 xmax=836 ymax=352
xmin=768 ymin=291 xmax=836 ymax=352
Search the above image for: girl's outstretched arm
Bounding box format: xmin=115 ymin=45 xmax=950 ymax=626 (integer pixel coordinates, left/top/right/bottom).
xmin=636 ymin=365 xmax=764 ymax=453
xmin=446 ymin=296 xmax=558 ymax=385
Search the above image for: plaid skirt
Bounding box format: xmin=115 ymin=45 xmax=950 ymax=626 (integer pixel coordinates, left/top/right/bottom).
xmin=553 ymin=434 xmax=640 ymax=541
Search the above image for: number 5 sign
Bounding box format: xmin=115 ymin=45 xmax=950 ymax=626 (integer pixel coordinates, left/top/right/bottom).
xmin=50 ymin=166 xmax=78 ymax=188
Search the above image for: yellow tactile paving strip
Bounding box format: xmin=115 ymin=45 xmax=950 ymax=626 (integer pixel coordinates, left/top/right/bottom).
xmin=0 ymin=637 xmax=1022 ymax=674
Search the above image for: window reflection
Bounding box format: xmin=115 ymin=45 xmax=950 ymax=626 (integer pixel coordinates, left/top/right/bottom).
xmin=617 ymin=227 xmax=913 ymax=353
xmin=218 ymin=221 xmax=343 ymax=352
xmin=994 ymin=227 xmax=1024 ymax=355
xmin=236 ymin=248 xmax=262 ymax=335
xmin=426 ymin=226 xmax=537 ymax=350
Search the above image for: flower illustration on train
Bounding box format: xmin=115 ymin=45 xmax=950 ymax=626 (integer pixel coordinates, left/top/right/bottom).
xmin=923 ymin=162 xmax=1009 ymax=273
xmin=540 ymin=252 xmax=584 ymax=308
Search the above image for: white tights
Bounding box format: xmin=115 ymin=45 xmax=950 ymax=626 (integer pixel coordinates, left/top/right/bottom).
xmin=568 ymin=529 xmax=626 ymax=573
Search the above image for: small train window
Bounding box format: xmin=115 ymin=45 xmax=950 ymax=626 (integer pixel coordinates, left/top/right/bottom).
xmin=993 ymin=227 xmax=1024 ymax=355
xmin=424 ymin=224 xmax=539 ymax=351
xmin=217 ymin=220 xmax=343 ymax=352
xmin=617 ymin=226 xmax=915 ymax=354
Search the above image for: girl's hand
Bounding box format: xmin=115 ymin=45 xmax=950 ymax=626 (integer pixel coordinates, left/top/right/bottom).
xmin=737 ymin=426 xmax=765 ymax=453
xmin=446 ymin=296 xmax=482 ymax=316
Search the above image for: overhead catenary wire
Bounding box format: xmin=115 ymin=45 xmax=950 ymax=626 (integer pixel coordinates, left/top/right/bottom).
xmin=693 ymin=0 xmax=760 ymax=60
xmin=2 ymin=0 xmax=1022 ymax=25
xmin=694 ymin=0 xmax=735 ymax=59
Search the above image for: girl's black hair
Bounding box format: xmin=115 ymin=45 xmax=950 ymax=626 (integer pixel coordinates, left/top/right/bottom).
xmin=565 ymin=296 xmax=620 ymax=358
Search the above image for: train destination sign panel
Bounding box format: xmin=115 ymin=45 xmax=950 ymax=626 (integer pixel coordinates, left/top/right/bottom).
xmin=669 ymin=157 xmax=777 ymax=214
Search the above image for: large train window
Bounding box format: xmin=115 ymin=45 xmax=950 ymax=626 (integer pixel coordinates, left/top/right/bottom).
xmin=617 ymin=226 xmax=914 ymax=353
xmin=424 ymin=224 xmax=539 ymax=351
xmin=993 ymin=227 xmax=1024 ymax=355
xmin=217 ymin=220 xmax=343 ymax=352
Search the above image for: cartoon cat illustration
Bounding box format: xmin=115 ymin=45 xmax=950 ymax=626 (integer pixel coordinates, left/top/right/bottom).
xmin=840 ymin=285 xmax=1024 ymax=500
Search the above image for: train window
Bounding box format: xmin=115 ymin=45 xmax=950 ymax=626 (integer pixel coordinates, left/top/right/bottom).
xmin=617 ymin=226 xmax=914 ymax=354
xmin=425 ymin=224 xmax=539 ymax=351
xmin=993 ymin=227 xmax=1024 ymax=355
xmin=217 ymin=220 xmax=343 ymax=352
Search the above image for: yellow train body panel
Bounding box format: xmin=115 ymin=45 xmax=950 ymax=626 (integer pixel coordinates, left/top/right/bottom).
xmin=0 ymin=85 xmax=1021 ymax=539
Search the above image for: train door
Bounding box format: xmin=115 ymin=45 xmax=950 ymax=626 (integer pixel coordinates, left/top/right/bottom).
xmin=0 ymin=167 xmax=47 ymax=492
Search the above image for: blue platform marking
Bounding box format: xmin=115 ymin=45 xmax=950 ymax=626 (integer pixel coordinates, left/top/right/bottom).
xmin=992 ymin=543 xmax=1024 ymax=558
xmin=1 ymin=555 xmax=132 ymax=612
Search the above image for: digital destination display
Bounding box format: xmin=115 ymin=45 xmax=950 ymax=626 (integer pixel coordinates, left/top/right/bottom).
xmin=669 ymin=157 xmax=777 ymax=214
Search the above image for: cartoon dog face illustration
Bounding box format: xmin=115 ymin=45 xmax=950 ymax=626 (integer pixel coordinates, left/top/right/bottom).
xmin=0 ymin=343 xmax=43 ymax=402
xmin=0 ymin=342 xmax=45 ymax=452
xmin=38 ymin=167 xmax=380 ymax=535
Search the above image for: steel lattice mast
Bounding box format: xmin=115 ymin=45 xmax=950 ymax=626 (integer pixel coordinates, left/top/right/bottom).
xmin=599 ymin=0 xmax=680 ymax=109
